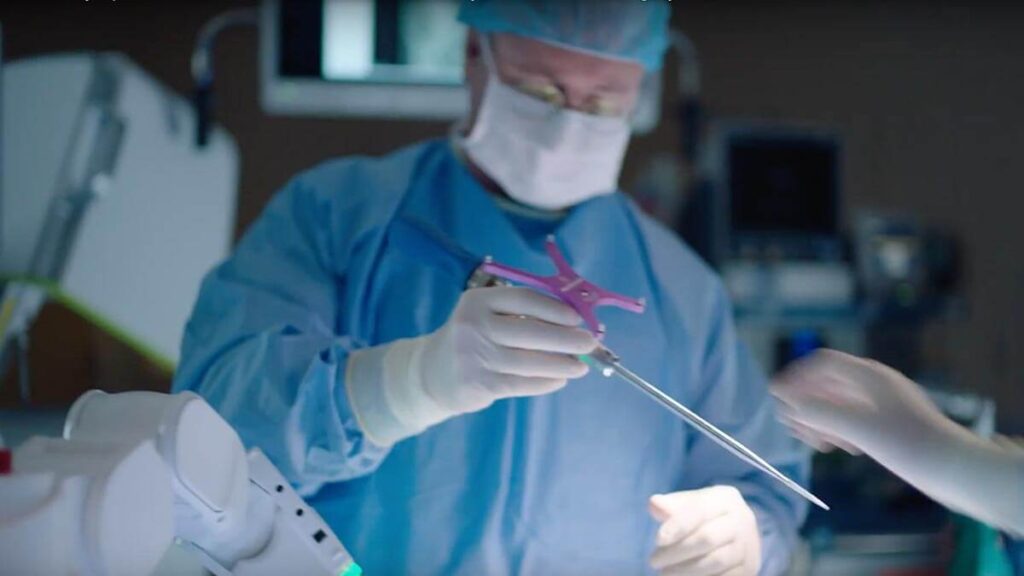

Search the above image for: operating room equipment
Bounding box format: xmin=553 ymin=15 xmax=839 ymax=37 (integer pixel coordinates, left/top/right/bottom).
xmin=853 ymin=213 xmax=961 ymax=317
xmin=0 ymin=53 xmax=238 ymax=398
xmin=0 ymin=390 xmax=361 ymax=576
xmin=1 ymin=431 xmax=175 ymax=575
xmin=671 ymin=30 xmax=702 ymax=166
xmin=259 ymin=0 xmax=663 ymax=131
xmin=681 ymin=123 xmax=843 ymax=266
xmin=391 ymin=217 xmax=828 ymax=511
xmin=716 ymin=124 xmax=843 ymax=263
xmin=0 ymin=20 xmax=4 ymax=254
xmin=723 ymin=260 xmax=856 ymax=314
xmin=191 ymin=8 xmax=259 ymax=147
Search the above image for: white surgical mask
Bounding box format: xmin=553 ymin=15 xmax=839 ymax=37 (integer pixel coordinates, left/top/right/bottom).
xmin=458 ymin=36 xmax=632 ymax=211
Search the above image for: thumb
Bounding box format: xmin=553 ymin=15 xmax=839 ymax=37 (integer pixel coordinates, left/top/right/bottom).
xmin=648 ymin=493 xmax=674 ymax=523
xmin=649 ymin=493 xmax=700 ymax=545
xmin=648 ymin=487 xmax=735 ymax=545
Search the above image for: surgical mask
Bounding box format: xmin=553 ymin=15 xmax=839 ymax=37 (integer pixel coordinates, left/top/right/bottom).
xmin=459 ymin=36 xmax=632 ymax=211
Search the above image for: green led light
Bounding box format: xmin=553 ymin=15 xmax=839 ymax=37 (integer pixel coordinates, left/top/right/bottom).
xmin=340 ymin=562 xmax=363 ymax=576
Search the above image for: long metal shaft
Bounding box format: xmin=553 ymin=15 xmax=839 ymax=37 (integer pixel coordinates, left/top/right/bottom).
xmin=586 ymin=347 xmax=829 ymax=511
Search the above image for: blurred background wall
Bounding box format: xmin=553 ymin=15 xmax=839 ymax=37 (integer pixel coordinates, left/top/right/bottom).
xmin=1 ymin=0 xmax=1021 ymax=431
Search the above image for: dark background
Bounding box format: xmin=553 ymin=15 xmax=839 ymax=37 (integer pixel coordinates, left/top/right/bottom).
xmin=1 ymin=0 xmax=1021 ymax=431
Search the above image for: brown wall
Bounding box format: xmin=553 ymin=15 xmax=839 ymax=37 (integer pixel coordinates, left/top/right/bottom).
xmin=678 ymin=1 xmax=1024 ymax=432
xmin=2 ymin=1 xmax=1021 ymax=430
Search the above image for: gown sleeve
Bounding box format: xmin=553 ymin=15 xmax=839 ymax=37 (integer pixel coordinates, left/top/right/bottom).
xmin=173 ymin=170 xmax=390 ymax=497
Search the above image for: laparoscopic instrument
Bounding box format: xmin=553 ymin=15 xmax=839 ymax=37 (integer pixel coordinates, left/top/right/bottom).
xmin=389 ymin=218 xmax=829 ymax=511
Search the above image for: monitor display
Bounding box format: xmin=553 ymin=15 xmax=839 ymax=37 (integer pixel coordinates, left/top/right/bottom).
xmin=261 ymin=0 xmax=661 ymax=128
xmin=278 ymin=0 xmax=465 ymax=86
xmin=729 ymin=136 xmax=839 ymax=237
xmin=1 ymin=22 xmax=4 ymax=256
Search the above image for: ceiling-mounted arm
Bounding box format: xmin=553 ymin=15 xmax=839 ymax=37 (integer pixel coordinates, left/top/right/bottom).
xmin=671 ymin=30 xmax=703 ymax=163
xmin=191 ymin=8 xmax=260 ymax=148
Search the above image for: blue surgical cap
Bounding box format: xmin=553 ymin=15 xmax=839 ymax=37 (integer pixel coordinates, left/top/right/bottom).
xmin=458 ymin=0 xmax=672 ymax=72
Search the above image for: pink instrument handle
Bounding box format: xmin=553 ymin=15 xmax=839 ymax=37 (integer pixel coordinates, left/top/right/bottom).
xmin=480 ymin=237 xmax=645 ymax=339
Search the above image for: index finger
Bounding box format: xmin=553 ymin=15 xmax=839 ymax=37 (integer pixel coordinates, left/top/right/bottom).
xmin=483 ymin=286 xmax=584 ymax=327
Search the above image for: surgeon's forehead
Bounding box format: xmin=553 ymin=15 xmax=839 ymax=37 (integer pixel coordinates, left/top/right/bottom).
xmin=491 ymin=33 xmax=644 ymax=92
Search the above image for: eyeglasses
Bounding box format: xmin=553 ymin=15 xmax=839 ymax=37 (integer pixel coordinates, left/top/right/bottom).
xmin=512 ymin=80 xmax=630 ymax=118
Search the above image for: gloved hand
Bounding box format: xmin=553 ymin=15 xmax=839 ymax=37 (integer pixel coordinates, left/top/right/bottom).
xmin=771 ymin=349 xmax=1024 ymax=537
xmin=648 ymin=486 xmax=761 ymax=576
xmin=770 ymin=349 xmax=949 ymax=456
xmin=347 ymin=286 xmax=598 ymax=445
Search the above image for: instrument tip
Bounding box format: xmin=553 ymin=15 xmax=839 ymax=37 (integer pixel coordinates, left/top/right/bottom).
xmin=786 ymin=479 xmax=829 ymax=511
xmin=809 ymin=493 xmax=830 ymax=511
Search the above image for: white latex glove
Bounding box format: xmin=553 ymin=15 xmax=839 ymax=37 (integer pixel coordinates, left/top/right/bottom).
xmin=648 ymin=486 xmax=761 ymax=576
xmin=347 ymin=286 xmax=598 ymax=445
xmin=771 ymin=349 xmax=951 ymax=456
xmin=771 ymin=349 xmax=1024 ymax=537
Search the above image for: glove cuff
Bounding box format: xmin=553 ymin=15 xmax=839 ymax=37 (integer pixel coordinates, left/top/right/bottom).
xmin=346 ymin=336 xmax=453 ymax=446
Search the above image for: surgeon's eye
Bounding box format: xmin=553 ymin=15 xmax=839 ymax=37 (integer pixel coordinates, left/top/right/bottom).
xmin=514 ymin=81 xmax=566 ymax=108
xmin=513 ymin=81 xmax=628 ymax=118
xmin=583 ymin=96 xmax=626 ymax=118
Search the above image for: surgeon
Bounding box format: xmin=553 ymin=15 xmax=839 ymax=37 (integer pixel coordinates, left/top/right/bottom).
xmin=174 ymin=1 xmax=808 ymax=574
xmin=772 ymin=349 xmax=1024 ymax=572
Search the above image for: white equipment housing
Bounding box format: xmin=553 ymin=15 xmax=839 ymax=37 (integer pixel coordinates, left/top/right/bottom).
xmin=0 ymin=391 xmax=359 ymax=576
xmin=0 ymin=53 xmax=238 ymax=372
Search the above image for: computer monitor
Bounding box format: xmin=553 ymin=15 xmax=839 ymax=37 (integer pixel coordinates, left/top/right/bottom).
xmin=706 ymin=123 xmax=842 ymax=261
xmin=259 ymin=0 xmax=662 ymax=131
xmin=1 ymin=22 xmax=4 ymax=257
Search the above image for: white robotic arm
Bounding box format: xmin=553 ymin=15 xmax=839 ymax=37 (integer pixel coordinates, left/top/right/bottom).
xmin=0 ymin=435 xmax=175 ymax=576
xmin=0 ymin=391 xmax=361 ymax=576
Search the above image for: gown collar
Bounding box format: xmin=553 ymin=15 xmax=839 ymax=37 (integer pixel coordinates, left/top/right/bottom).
xmin=400 ymin=140 xmax=626 ymax=275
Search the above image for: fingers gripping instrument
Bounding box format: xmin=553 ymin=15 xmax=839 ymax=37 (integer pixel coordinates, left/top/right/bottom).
xmin=387 ymin=218 xmax=828 ymax=510
xmin=479 ymin=236 xmax=645 ymax=339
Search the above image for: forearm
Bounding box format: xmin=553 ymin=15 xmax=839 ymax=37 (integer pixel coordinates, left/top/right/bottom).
xmin=174 ymin=332 xmax=390 ymax=495
xmin=870 ymin=418 xmax=1024 ymax=537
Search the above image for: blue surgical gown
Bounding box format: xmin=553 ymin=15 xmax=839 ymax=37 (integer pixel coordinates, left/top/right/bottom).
xmin=1007 ymin=535 xmax=1023 ymax=575
xmin=173 ymin=139 xmax=809 ymax=575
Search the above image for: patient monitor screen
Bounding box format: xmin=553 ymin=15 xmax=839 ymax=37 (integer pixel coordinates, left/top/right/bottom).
xmin=279 ymin=0 xmax=466 ymax=85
